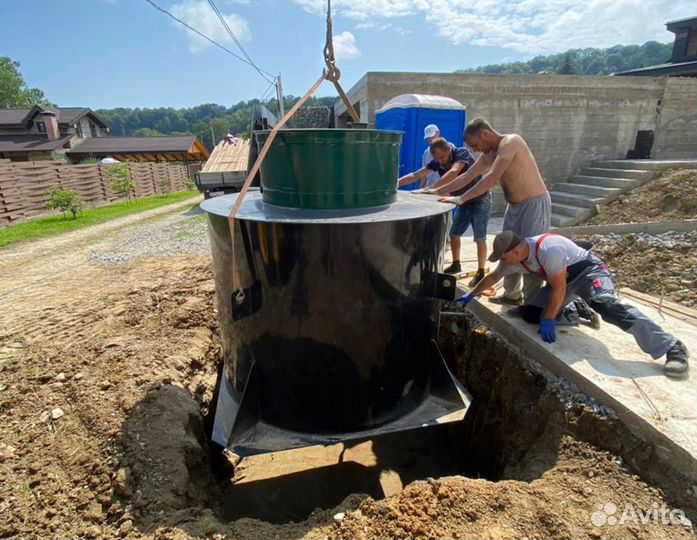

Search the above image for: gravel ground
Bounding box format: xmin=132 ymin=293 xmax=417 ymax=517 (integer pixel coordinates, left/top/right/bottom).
xmin=87 ymin=207 xmax=210 ymax=265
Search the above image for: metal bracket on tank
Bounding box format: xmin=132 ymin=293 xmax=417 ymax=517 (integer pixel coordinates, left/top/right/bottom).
xmin=423 ymin=272 xmax=457 ymax=301
xmin=231 ymin=281 xmax=263 ymax=321
xmin=213 ymin=340 xmax=471 ymax=457
xmin=231 ymin=220 xmax=264 ymax=321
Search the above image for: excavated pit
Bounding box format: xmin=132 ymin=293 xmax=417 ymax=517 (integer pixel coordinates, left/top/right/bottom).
xmin=213 ymin=310 xmax=555 ymax=524
xmin=116 ymin=305 xmax=696 ymax=537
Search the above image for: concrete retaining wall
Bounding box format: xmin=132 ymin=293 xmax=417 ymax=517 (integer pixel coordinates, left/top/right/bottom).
xmin=335 ymin=72 xmax=697 ymax=186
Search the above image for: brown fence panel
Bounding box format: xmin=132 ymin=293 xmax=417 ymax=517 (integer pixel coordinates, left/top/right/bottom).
xmin=0 ymin=160 xmax=192 ymax=227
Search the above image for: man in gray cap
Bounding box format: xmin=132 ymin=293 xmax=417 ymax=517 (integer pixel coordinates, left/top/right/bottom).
xmin=421 ymin=124 xmax=455 ymax=188
xmin=456 ymin=231 xmax=689 ymax=379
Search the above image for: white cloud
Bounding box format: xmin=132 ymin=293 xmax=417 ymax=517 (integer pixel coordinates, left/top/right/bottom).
xmin=333 ymin=31 xmax=361 ymax=59
xmin=171 ymin=0 xmax=251 ymax=54
xmin=292 ymin=0 xmax=695 ymax=54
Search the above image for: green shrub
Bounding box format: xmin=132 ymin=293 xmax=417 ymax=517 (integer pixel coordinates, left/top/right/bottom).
xmin=108 ymin=164 xmax=136 ymax=201
xmin=46 ymin=186 xmax=86 ymax=220
xmin=183 ymin=177 xmax=196 ymax=191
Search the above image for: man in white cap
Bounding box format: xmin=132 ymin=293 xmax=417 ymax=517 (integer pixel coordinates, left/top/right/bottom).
xmin=421 ymin=124 xmax=455 ymax=188
xmin=455 ymin=231 xmax=690 ymax=379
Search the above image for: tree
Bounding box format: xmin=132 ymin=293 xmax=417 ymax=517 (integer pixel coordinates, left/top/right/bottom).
xmin=557 ymin=53 xmax=576 ymax=74
xmin=95 ymin=96 xmax=339 ymax=143
xmin=457 ymin=41 xmax=673 ymax=76
xmin=46 ymin=187 xmax=86 ymax=220
xmin=108 ymin=164 xmax=136 ymax=202
xmin=133 ymin=127 xmax=163 ymax=137
xmin=0 ymin=56 xmax=52 ymax=108
xmin=210 ymin=117 xmax=230 ymax=145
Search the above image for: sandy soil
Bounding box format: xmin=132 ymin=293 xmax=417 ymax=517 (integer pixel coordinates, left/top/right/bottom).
xmin=1 ymin=205 xmax=695 ymax=539
xmin=585 ymin=169 xmax=697 ymax=225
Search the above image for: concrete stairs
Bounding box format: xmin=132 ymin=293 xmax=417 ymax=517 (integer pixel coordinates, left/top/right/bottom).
xmin=550 ymin=159 xmax=697 ymax=227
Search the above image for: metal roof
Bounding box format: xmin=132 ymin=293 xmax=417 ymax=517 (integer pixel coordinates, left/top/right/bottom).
xmin=666 ymin=16 xmax=697 ymax=30
xmin=613 ymin=60 xmax=697 ymax=77
xmin=68 ymin=135 xmax=197 ymax=153
xmin=0 ymin=134 xmax=72 ymax=152
xmin=0 ymin=107 xmax=109 ymax=128
xmin=0 ymin=109 xmax=32 ymax=125
xmin=376 ymin=94 xmax=466 ymax=113
xmin=66 ymin=135 xmax=210 ymax=161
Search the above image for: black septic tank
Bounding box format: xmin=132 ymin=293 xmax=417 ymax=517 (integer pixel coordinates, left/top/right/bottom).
xmin=201 ymin=129 xmax=470 ymax=457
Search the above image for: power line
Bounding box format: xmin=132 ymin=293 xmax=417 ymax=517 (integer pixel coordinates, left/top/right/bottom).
xmin=144 ymin=0 xmax=275 ymax=82
xmin=205 ymin=0 xmax=274 ymax=84
xmin=259 ymin=78 xmax=277 ymax=103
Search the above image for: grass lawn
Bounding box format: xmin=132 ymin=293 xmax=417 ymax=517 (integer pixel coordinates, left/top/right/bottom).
xmin=0 ymin=190 xmax=200 ymax=248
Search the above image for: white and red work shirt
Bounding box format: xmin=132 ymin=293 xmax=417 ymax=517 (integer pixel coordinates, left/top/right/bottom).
xmin=495 ymin=234 xmax=589 ymax=278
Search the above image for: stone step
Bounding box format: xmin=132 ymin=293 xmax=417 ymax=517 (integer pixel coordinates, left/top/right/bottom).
xmin=551 ymin=202 xmax=593 ymax=218
xmin=551 ymin=213 xmax=574 ymax=227
xmin=581 ymin=167 xmax=654 ymax=180
xmin=555 ymin=181 xmax=622 ymax=198
xmin=592 ymin=159 xmax=697 ymax=171
xmin=568 ymin=175 xmax=640 ymax=189
xmin=550 ymin=190 xmax=604 ymax=208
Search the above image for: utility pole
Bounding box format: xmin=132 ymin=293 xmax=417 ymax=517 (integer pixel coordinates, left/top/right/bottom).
xmin=210 ymin=125 xmax=216 ymax=148
xmin=276 ymin=74 xmax=285 ymax=118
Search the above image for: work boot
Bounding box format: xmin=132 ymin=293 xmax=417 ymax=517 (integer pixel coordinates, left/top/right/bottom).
xmin=443 ymin=261 xmax=461 ymax=274
xmin=488 ymin=295 xmax=522 ymax=306
xmin=468 ymin=269 xmax=485 ymax=287
xmin=574 ymin=298 xmax=601 ymax=329
xmin=664 ymin=340 xmax=689 ymax=379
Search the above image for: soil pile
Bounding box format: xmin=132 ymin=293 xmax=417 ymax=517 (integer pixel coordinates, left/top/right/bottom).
xmin=584 ymin=169 xmax=697 ymax=225
xmin=581 ymin=232 xmax=697 ymax=307
xmin=330 ymin=438 xmax=692 ymax=540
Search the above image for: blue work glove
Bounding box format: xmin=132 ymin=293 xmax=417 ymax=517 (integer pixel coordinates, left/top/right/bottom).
xmin=538 ymin=319 xmax=556 ymax=343
xmin=454 ymin=293 xmax=474 ymax=307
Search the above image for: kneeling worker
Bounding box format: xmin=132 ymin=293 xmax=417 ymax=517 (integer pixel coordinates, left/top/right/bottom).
xmin=398 ymin=138 xmax=491 ymax=286
xmin=457 ymin=231 xmax=689 ymax=379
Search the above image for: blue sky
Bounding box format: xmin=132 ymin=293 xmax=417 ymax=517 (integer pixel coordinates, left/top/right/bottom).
xmin=0 ymin=0 xmax=693 ymax=109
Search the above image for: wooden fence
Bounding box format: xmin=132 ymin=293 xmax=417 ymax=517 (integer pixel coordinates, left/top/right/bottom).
xmin=0 ymin=160 xmax=197 ymax=227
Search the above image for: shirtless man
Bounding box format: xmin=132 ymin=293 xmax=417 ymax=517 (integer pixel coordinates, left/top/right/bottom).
xmin=425 ymin=118 xmax=552 ymax=304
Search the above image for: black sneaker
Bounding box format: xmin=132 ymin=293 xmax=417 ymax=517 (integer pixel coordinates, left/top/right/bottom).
xmin=664 ymin=340 xmax=689 ymax=379
xmin=444 ymin=261 xmax=462 ymax=274
xmin=467 ymin=270 xmax=485 ymax=287
xmin=574 ymin=299 xmax=601 ymax=329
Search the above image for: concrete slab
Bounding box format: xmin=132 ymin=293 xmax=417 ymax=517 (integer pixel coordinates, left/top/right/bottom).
xmin=447 ymin=233 xmax=697 ymax=482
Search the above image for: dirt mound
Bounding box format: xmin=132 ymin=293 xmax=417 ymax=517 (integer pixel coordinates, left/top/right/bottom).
xmin=584 ymin=169 xmax=697 ymax=225
xmin=330 ymin=438 xmax=691 ymax=540
xmin=579 ymin=232 xmax=697 ymax=307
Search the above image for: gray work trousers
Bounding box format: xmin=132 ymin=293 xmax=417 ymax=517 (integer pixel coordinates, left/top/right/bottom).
xmin=519 ymin=257 xmax=677 ymax=359
xmin=501 ymin=192 xmax=551 ymax=301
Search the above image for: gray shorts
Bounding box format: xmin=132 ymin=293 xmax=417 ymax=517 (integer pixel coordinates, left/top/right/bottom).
xmin=502 ymin=191 xmax=551 ymax=236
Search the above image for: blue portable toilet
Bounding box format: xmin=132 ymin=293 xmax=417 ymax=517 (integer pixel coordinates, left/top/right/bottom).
xmin=375 ymin=94 xmax=467 ymax=189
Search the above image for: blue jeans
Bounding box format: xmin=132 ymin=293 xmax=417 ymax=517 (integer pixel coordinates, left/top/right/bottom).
xmin=450 ymin=193 xmax=492 ymax=241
